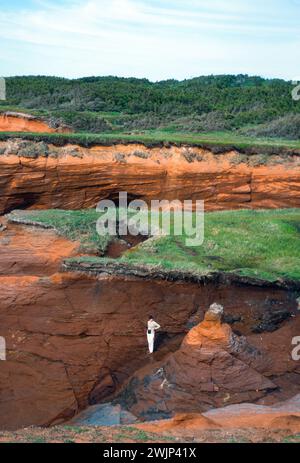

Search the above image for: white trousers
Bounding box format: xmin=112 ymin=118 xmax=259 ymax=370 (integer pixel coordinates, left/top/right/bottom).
xmin=147 ymin=330 xmax=155 ymax=353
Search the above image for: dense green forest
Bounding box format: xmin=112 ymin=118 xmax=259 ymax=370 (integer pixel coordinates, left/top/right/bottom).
xmin=1 ymin=75 xmax=300 ymax=138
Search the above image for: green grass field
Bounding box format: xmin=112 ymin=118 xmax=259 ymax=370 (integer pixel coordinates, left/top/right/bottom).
xmin=8 ymin=209 xmax=112 ymax=254
xmin=2 ymin=129 xmax=300 ymax=148
xmin=121 ymin=208 xmax=300 ymax=281
xmin=9 ymin=208 xmax=300 ymax=282
xmin=1 ymin=129 xmax=300 ymax=152
xmin=1 ymin=102 xmax=300 ymax=151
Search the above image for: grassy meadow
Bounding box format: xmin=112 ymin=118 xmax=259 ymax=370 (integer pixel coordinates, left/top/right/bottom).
xmin=1 ymin=130 xmax=300 ymax=152
xmin=9 ymin=208 xmax=300 ymax=282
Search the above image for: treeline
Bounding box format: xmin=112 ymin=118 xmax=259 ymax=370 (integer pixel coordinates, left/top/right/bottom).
xmin=1 ymin=75 xmax=299 ymax=137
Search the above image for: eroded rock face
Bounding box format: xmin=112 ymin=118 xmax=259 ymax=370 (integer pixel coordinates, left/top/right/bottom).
xmin=116 ymin=304 xmax=300 ymax=420
xmin=0 ymin=142 xmax=299 ymax=213
xmin=0 ymin=219 xmax=79 ymax=276
xmin=0 ymin=222 xmax=299 ymax=430
xmin=68 ymin=402 xmax=138 ymax=427
xmin=0 ymin=269 xmax=202 ymax=430
xmin=136 ymin=394 xmax=300 ymax=435
xmin=0 ymin=114 xmax=69 ymax=133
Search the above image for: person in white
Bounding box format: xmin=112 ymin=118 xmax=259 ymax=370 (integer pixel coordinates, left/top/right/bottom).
xmin=147 ymin=315 xmax=161 ymax=354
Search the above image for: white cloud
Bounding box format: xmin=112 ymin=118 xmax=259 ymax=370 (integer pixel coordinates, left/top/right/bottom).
xmin=0 ymin=0 xmax=298 ymax=79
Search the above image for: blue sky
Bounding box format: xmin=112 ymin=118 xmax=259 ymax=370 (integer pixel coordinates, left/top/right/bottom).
xmin=0 ymin=0 xmax=299 ymax=80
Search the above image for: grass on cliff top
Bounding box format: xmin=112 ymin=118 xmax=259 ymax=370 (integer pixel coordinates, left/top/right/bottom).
xmin=8 ymin=209 xmax=113 ymax=254
xmin=11 ymin=208 xmax=300 ymax=282
xmin=1 ymin=130 xmax=300 ymax=151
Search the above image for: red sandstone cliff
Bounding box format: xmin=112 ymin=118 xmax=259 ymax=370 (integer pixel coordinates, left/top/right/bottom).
xmin=0 ymin=113 xmax=67 ymax=133
xmin=136 ymin=395 xmax=300 ymax=438
xmin=0 ymin=220 xmax=299 ymax=430
xmin=0 ymin=139 xmax=299 ymax=214
xmin=115 ymin=304 xmax=282 ymax=419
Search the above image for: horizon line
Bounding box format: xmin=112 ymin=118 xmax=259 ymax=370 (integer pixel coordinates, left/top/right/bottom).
xmin=3 ymin=73 xmax=295 ymax=84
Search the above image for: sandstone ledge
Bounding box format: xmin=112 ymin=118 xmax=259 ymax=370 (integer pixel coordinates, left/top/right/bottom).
xmin=63 ymin=258 xmax=300 ymax=291
xmin=0 ymin=140 xmax=299 ymax=214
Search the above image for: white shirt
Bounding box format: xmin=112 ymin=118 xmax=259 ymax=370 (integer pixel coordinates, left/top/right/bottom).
xmin=147 ymin=320 xmax=160 ymax=333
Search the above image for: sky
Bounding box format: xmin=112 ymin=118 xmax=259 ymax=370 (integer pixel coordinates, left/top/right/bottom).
xmin=0 ymin=0 xmax=299 ymax=81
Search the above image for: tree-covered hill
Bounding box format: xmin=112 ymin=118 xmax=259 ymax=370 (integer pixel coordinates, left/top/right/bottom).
xmin=1 ymin=75 xmax=299 ymax=137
